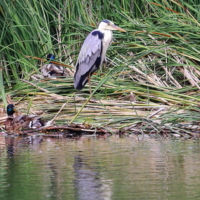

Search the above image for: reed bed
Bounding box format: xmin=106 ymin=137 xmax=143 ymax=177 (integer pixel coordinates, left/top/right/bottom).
xmin=1 ymin=0 xmax=200 ymax=136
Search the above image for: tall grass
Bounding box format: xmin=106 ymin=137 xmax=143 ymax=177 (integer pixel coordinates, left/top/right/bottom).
xmin=1 ymin=0 xmax=200 ymax=133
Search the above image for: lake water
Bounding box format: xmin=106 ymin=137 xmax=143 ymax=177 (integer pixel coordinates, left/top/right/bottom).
xmin=0 ymin=134 xmax=200 ymax=200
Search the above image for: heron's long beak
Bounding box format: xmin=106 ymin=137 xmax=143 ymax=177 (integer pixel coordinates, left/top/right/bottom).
xmin=111 ymin=24 xmax=126 ymax=32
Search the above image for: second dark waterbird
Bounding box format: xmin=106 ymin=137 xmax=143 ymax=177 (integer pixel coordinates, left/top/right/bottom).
xmin=41 ymin=54 xmax=67 ymax=78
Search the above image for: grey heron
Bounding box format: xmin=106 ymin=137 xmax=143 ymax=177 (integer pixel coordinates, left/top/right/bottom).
xmin=74 ymin=20 xmax=126 ymax=90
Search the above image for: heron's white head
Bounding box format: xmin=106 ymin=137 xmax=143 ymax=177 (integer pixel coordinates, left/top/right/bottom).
xmin=98 ymin=20 xmax=126 ymax=32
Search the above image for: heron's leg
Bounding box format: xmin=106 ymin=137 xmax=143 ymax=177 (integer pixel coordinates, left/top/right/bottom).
xmin=88 ymin=73 xmax=92 ymax=94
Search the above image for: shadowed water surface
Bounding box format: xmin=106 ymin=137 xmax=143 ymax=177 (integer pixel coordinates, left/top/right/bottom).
xmin=0 ymin=134 xmax=200 ymax=200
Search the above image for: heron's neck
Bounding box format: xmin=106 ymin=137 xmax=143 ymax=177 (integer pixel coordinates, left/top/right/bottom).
xmin=100 ymin=29 xmax=113 ymax=42
xmin=100 ymin=29 xmax=113 ymax=65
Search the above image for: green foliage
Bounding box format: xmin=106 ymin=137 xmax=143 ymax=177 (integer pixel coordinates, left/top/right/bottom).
xmin=1 ymin=0 xmax=200 ymax=132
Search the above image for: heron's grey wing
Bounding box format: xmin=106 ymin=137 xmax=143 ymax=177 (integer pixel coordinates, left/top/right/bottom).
xmin=74 ymin=30 xmax=103 ymax=89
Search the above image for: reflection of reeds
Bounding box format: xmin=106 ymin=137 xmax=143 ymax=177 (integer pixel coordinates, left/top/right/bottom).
xmin=1 ymin=0 xmax=200 ymax=136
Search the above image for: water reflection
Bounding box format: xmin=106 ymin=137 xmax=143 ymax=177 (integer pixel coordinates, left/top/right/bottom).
xmin=5 ymin=135 xmax=43 ymax=157
xmin=1 ymin=134 xmax=200 ymax=200
xmin=74 ymin=155 xmax=112 ymax=200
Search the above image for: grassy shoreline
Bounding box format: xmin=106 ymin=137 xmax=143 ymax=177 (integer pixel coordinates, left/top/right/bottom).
xmin=1 ymin=0 xmax=200 ymax=136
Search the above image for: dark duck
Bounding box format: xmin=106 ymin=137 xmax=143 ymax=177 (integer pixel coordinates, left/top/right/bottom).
xmin=41 ymin=54 xmax=66 ymax=78
xmin=5 ymin=104 xmax=45 ymax=134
